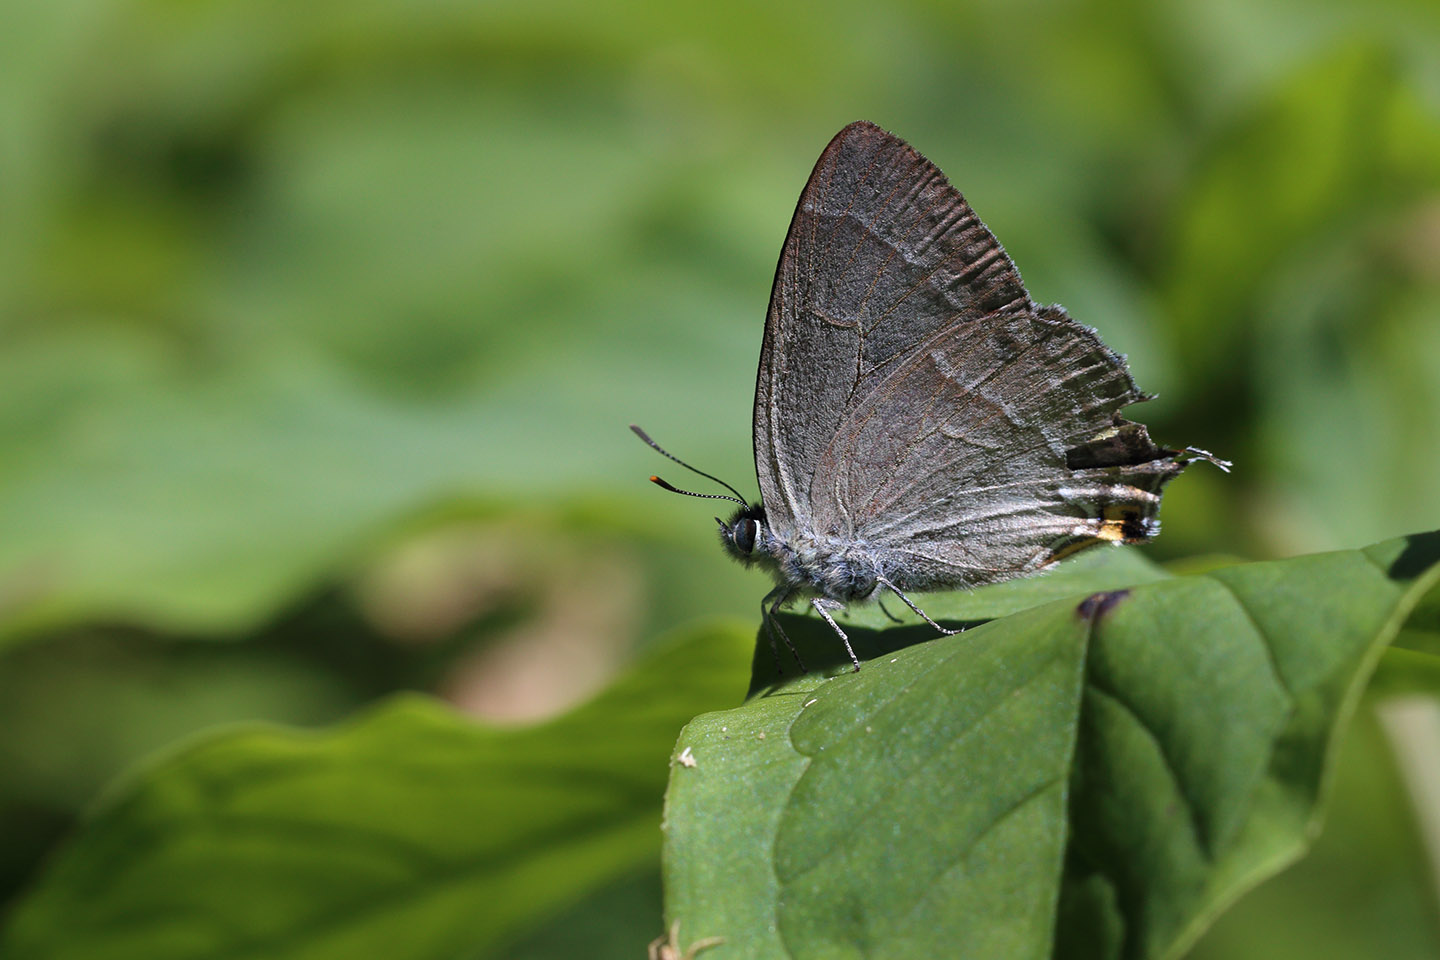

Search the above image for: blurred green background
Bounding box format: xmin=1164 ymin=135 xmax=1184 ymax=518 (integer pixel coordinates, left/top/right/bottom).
xmin=1 ymin=0 xmax=1438 ymax=956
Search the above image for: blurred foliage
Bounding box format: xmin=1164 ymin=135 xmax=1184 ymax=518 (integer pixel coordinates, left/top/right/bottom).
xmin=0 ymin=0 xmax=1438 ymax=956
xmin=0 ymin=624 xmax=755 ymax=960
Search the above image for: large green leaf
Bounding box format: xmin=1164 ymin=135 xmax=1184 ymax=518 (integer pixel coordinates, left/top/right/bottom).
xmin=661 ymin=532 xmax=1440 ymax=959
xmin=1186 ymin=684 xmax=1440 ymax=960
xmin=0 ymin=621 xmax=753 ymax=960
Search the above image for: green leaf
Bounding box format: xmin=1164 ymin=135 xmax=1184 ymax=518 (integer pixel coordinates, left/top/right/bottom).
xmin=0 ymin=621 xmax=754 ymax=960
xmin=661 ymin=532 xmax=1440 ymax=959
xmin=1187 ymin=690 xmax=1440 ymax=960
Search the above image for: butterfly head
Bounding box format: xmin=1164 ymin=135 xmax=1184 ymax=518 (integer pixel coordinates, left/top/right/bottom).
xmin=717 ymin=504 xmax=768 ymax=564
xmin=631 ymin=425 xmax=768 ymax=564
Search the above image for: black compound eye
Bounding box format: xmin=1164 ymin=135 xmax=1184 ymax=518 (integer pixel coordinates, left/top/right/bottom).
xmin=733 ymin=518 xmax=758 ymax=553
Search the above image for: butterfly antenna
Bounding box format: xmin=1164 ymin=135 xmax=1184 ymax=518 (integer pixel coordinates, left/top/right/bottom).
xmin=630 ymin=424 xmax=749 ymax=507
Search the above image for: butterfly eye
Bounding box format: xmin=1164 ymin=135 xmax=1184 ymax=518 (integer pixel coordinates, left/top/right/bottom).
xmin=733 ymin=519 xmax=759 ymax=553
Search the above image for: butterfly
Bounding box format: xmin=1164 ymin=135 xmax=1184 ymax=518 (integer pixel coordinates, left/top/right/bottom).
xmin=635 ymin=121 xmax=1226 ymax=672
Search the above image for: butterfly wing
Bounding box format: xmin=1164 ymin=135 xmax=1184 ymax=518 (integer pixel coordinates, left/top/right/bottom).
xmin=808 ymin=302 xmax=1187 ymax=589
xmin=755 ymin=121 xmax=1192 ymax=584
xmin=753 ymin=121 xmax=1030 ymax=534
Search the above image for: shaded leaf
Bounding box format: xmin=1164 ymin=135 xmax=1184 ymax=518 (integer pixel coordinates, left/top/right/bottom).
xmin=747 ymin=546 xmax=1171 ymax=692
xmin=1187 ymin=690 xmax=1440 ymax=960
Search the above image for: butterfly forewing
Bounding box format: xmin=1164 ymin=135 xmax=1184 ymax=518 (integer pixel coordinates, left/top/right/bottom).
xmin=753 ymin=121 xmax=1028 ymax=533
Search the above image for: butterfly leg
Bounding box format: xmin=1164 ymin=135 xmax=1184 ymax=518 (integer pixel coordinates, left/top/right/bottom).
xmin=811 ymin=598 xmax=861 ymax=672
xmin=876 ymin=576 xmax=962 ymax=636
xmin=762 ymin=586 xmax=806 ymax=673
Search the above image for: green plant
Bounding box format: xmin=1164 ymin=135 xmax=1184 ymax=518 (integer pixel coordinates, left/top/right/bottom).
xmin=3 ymin=535 xmax=1436 ymax=959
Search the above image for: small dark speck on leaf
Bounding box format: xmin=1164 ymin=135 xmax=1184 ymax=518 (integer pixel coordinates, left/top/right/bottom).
xmin=1077 ymin=589 xmax=1131 ymax=621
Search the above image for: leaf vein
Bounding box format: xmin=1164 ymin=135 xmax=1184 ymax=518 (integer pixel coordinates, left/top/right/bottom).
xmin=1084 ymin=680 xmax=1214 ymax=861
xmin=1206 ymin=576 xmax=1296 ymax=705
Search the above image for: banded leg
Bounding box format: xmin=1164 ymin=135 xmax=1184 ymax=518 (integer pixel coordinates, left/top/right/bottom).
xmin=762 ymin=585 xmax=805 ymax=673
xmin=811 ymin=598 xmax=861 ymax=672
xmin=876 ymin=576 xmax=962 ymax=636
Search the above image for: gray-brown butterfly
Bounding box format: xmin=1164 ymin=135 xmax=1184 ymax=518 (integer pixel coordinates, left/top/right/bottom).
xmin=634 ymin=121 xmax=1226 ymax=671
